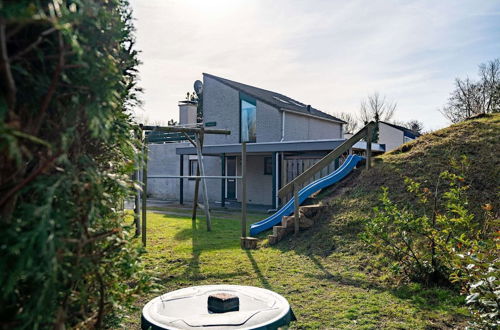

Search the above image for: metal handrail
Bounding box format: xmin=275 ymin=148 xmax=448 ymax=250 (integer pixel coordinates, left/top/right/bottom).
xmin=278 ymin=121 xmax=375 ymax=199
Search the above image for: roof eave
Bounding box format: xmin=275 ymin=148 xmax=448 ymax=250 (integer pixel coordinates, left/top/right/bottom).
xmin=280 ymin=108 xmax=347 ymax=125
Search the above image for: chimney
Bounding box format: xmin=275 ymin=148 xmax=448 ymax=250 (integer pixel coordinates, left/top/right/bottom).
xmin=306 ymin=105 xmax=311 ymax=112
xmin=178 ymin=100 xmax=197 ymax=125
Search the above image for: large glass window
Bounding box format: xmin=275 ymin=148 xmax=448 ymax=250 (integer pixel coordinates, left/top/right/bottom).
xmin=241 ymin=98 xmax=256 ymax=143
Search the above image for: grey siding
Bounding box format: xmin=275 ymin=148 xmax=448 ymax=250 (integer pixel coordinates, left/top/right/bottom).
xmin=203 ymin=76 xmax=240 ymax=145
xmin=236 ymin=155 xmax=273 ymax=206
xmin=147 ymin=143 xmax=183 ymax=200
xmin=147 ymin=143 xmax=224 ymax=203
xmin=284 ymin=112 xmax=342 ymax=141
xmin=378 ymin=122 xmax=404 ymax=151
xmin=256 ymin=101 xmax=282 ymax=142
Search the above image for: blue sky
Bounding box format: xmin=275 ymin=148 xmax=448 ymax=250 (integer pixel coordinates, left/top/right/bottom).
xmin=130 ymin=0 xmax=500 ymax=130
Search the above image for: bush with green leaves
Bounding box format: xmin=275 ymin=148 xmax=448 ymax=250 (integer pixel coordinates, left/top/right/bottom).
xmin=361 ymin=157 xmax=478 ymax=284
xmin=0 ymin=1 xmax=148 ymax=328
xmin=361 ymin=157 xmax=499 ymax=325
xmin=450 ymin=208 xmax=499 ymax=328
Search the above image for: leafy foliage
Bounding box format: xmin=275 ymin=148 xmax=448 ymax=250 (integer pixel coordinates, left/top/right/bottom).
xmin=450 ymin=207 xmax=499 ymax=328
xmin=0 ymin=1 xmax=149 ymax=328
xmin=361 ymin=157 xmax=479 ymax=284
xmin=361 ymin=157 xmax=499 ymax=325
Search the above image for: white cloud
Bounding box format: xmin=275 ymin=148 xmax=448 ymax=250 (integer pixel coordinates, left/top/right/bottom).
xmin=130 ymin=0 xmax=500 ymax=130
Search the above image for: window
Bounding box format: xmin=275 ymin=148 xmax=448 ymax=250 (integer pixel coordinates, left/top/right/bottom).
xmin=189 ymin=159 xmax=198 ymax=179
xmin=264 ymin=157 xmax=273 ymax=175
xmin=240 ymin=95 xmax=256 ymax=143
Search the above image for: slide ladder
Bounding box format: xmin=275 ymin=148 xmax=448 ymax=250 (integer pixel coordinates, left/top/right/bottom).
xmin=249 ymin=154 xmax=363 ymax=236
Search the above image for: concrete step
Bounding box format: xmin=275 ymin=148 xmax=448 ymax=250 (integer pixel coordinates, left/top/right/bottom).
xmin=269 ymin=204 xmax=327 ymax=245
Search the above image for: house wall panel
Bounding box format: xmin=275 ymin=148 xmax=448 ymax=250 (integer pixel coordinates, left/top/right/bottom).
xmin=203 ymin=75 xmax=240 ymax=145
xmin=378 ymin=122 xmax=404 ymax=151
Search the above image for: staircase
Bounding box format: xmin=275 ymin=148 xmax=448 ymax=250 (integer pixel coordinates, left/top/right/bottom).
xmin=268 ymin=204 xmax=326 ymax=245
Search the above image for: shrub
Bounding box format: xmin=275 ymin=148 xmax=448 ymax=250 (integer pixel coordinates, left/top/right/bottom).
xmin=0 ymin=1 xmax=148 ymax=328
xmin=361 ymin=157 xmax=478 ymax=285
xmin=361 ymin=157 xmax=499 ymax=325
xmin=450 ymin=207 xmax=499 ymax=328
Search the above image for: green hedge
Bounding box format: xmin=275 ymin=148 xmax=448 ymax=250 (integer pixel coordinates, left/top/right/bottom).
xmin=0 ymin=1 xmax=148 ymax=328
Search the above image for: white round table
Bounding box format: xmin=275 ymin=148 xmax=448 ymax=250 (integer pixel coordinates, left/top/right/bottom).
xmin=141 ymin=285 xmax=296 ymax=329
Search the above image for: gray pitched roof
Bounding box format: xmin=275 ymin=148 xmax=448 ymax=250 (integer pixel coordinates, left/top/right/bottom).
xmin=203 ymin=73 xmax=346 ymax=124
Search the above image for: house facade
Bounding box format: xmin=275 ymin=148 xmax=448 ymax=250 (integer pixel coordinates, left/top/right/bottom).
xmin=147 ymin=74 xmax=385 ymax=208
xmin=378 ymin=121 xmax=420 ymax=151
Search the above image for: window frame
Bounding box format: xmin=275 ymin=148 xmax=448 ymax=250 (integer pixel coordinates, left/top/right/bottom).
xmin=239 ymin=93 xmax=257 ymax=143
xmin=188 ymin=159 xmax=198 ymax=180
xmin=263 ymin=157 xmax=273 ymax=175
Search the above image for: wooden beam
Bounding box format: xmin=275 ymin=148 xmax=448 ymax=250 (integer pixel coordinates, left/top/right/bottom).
xmin=179 ymin=155 xmax=184 ymax=205
xmin=133 ymin=169 xmax=140 ymax=237
xmin=143 ymin=125 xmax=230 ymax=135
xmin=366 ymin=125 xmax=372 ymax=169
xmin=141 ymin=139 xmax=148 ymax=246
xmin=195 ymin=131 xmax=212 ymax=231
xmin=293 ymin=184 xmax=299 ymax=235
xmin=221 ymin=154 xmax=226 ymax=208
xmin=241 ymin=142 xmax=247 ymax=237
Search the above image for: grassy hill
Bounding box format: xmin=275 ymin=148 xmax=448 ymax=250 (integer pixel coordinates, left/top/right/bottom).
xmin=293 ymin=113 xmax=499 ymax=255
xmin=126 ymin=114 xmax=498 ymax=329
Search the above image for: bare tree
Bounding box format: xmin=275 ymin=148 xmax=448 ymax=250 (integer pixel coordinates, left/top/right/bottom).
xmin=441 ymin=58 xmax=500 ymax=123
xmin=405 ymin=120 xmax=424 ymax=135
xmin=359 ymin=92 xmax=397 ymax=142
xmin=359 ymin=92 xmax=397 ymax=124
xmin=335 ymin=112 xmax=358 ymax=134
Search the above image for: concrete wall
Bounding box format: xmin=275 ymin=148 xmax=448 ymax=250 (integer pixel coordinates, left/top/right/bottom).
xmin=147 ymin=143 xmax=184 ymax=200
xmin=179 ymin=103 xmax=197 ymax=125
xmin=147 ymin=143 xmax=273 ymax=206
xmin=147 ymin=143 xmax=224 ymax=203
xmin=256 ymin=101 xmax=282 ymax=142
xmin=203 ymin=76 xmax=240 ymax=145
xmin=284 ymin=112 xmax=342 ymax=141
xmin=378 ymin=122 xmax=404 ymax=151
xmin=236 ymin=155 xmax=273 ymax=206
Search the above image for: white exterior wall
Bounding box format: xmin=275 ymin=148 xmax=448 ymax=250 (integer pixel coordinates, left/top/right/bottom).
xmin=147 ymin=143 xmax=223 ymax=203
xmin=283 ymin=112 xmax=342 ymax=141
xmin=179 ymin=103 xmax=197 ymax=125
xmin=378 ymin=122 xmax=404 ymax=151
xmin=147 ymin=144 xmax=273 ymax=206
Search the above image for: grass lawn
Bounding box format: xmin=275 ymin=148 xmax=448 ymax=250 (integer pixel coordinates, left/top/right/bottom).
xmin=126 ymin=208 xmax=468 ymax=329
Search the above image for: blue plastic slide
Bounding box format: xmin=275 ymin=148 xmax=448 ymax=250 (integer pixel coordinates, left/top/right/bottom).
xmin=249 ymin=154 xmax=363 ymax=236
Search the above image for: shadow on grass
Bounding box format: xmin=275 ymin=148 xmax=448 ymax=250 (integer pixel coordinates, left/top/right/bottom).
xmin=305 ymin=255 xmax=386 ymax=292
xmin=245 ymin=250 xmax=273 ymax=290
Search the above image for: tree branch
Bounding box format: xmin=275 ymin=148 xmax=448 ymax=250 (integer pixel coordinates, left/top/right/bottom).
xmin=10 ymin=26 xmax=58 ymax=61
xmin=0 ymin=19 xmax=17 ymax=117
xmin=0 ymin=152 xmax=62 ymax=208
xmin=34 ymin=31 xmax=65 ymax=134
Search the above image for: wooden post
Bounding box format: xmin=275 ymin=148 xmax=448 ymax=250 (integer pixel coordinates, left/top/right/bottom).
xmin=179 ymin=155 xmax=184 ymax=205
xmin=241 ymin=142 xmax=247 ymax=237
xmin=272 ymin=152 xmax=277 ymax=209
xmin=221 ymin=154 xmax=226 ymax=208
xmin=366 ymin=125 xmax=372 ymax=169
xmin=142 ymin=141 xmax=148 ymax=246
xmin=133 ymin=169 xmax=141 ymax=237
xmin=191 ymin=164 xmax=200 ymax=222
xmin=195 ymin=130 xmax=212 ymax=231
xmin=293 ymin=183 xmax=300 ymax=235
xmin=281 ymin=153 xmax=286 ymax=206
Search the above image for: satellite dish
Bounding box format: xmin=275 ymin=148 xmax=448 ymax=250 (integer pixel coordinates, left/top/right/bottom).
xmin=194 ymin=80 xmax=203 ymax=95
